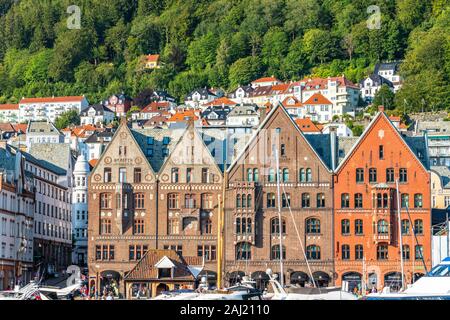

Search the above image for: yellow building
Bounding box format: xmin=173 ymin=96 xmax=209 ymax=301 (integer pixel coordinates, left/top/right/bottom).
xmin=431 ymin=166 xmax=450 ymax=209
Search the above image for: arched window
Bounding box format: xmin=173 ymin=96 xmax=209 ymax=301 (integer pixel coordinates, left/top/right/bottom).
xmin=306 ymin=218 xmax=320 ymax=234
xmin=134 ymin=193 xmax=145 ymax=209
xmin=299 ymin=169 xmax=306 ymax=182
xmin=271 ymin=244 xmax=286 ymax=260
xmin=171 ymin=168 xmax=179 ymax=183
xmin=271 ymin=218 xmax=286 ymax=235
xmin=247 ymin=169 xmax=253 ymax=182
xmin=306 ymin=168 xmax=312 ymax=182
xmin=236 ymin=242 xmax=251 ymax=260
xmin=241 ymin=194 xmax=247 ymax=208
xmin=401 ymin=219 xmax=410 ymax=235
xmin=377 ymin=220 xmax=389 ymax=234
xmin=342 ymin=244 xmax=350 ymax=260
xmin=245 ymin=218 xmax=252 ymax=234
xmin=341 ymin=193 xmax=350 ymax=208
xmin=247 ymin=194 xmax=252 ymax=208
xmin=414 ymin=219 xmax=423 ymax=235
xmin=100 ymin=193 xmax=111 ymax=209
xmin=415 ymin=245 xmax=423 ymax=259
xmin=282 ymin=168 xmax=289 ymax=182
xmin=268 ymin=168 xmax=275 ymax=182
xmin=316 ymin=193 xmax=325 ymax=208
xmin=301 ymin=193 xmax=310 ymax=208
xmin=236 ymin=194 xmax=241 ymax=208
xmin=236 ymin=218 xmax=241 ymax=234
xmin=306 ymin=245 xmax=321 ymax=260
xmin=414 ymin=194 xmax=423 ymax=208
xmin=341 ymin=219 xmax=350 ymax=235
xmin=267 ymin=193 xmax=276 ymax=208
xmin=253 ymin=169 xmax=259 ymax=182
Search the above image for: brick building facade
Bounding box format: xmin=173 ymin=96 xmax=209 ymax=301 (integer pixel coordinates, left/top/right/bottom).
xmin=333 ymin=107 xmax=431 ymax=292
xmin=224 ymin=105 xmax=335 ymax=288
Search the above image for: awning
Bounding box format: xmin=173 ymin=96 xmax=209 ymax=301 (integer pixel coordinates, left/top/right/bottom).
xmin=251 ymin=271 xmax=270 ymax=280
xmin=290 ymin=271 xmax=309 ymax=282
xmin=312 ymin=271 xmax=330 ymax=281
xmin=100 ymin=270 xmax=121 ymax=279
xmin=384 ymin=272 xmax=402 ymax=281
xmin=342 ymin=272 xmax=362 ymax=281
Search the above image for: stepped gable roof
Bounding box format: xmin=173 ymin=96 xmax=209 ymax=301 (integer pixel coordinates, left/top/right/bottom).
xmin=124 ymin=249 xmax=196 ymax=281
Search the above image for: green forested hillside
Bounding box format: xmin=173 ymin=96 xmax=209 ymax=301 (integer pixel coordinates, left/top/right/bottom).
xmin=0 ymin=0 xmax=448 ymax=111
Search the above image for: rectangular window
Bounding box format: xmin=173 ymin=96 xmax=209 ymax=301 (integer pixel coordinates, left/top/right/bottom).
xmin=186 ymin=168 xmax=193 ymax=183
xmin=100 ymin=219 xmax=111 ymax=235
xmin=201 ymin=168 xmax=209 ymax=183
xmin=399 ymin=168 xmax=407 ymax=183
xmin=386 ymin=168 xmax=394 ymax=183
xmin=104 ymin=168 xmax=112 ymax=183
xmin=134 ymin=168 xmax=142 ymax=183
xmin=134 ymin=219 xmax=145 ymax=234
xmin=356 ymin=168 xmax=364 ymax=183
xmin=119 ymin=168 xmax=127 ymax=183
xmin=379 ymin=145 xmax=384 ymax=159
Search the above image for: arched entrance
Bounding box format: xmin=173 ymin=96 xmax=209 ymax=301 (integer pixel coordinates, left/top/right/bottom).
xmin=100 ymin=270 xmax=121 ymax=298
xmin=290 ymin=271 xmax=309 ymax=287
xmin=342 ymin=272 xmax=362 ymax=293
xmin=156 ymin=283 xmax=169 ymax=296
xmin=384 ymin=272 xmax=403 ymax=292
xmin=228 ymin=271 xmax=245 ymax=286
xmin=368 ymin=273 xmax=378 ymax=290
xmin=197 ymin=270 xmax=217 ymax=288
xmin=251 ymin=271 xmax=270 ymax=291
xmin=413 ymin=272 xmax=424 ymax=283
xmin=312 ymin=271 xmax=330 ymax=287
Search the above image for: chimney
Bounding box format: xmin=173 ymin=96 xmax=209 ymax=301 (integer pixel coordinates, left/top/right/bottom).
xmin=329 ymin=126 xmax=337 ymax=171
xmin=378 ymin=105 xmax=385 ymax=113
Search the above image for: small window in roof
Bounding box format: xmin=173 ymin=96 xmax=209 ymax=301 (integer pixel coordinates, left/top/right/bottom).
xmin=147 ymin=137 xmax=154 ymax=145
xmin=146 ymin=148 xmax=153 ymax=156
xmin=163 ymin=137 xmax=170 ymax=145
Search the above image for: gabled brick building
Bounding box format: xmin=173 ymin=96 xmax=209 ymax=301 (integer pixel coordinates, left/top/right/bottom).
xmin=224 ymin=103 xmax=335 ymax=288
xmin=333 ymin=106 xmax=431 ymax=292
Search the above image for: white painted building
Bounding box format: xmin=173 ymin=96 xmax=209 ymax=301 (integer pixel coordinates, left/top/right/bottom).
xmin=0 ymin=104 xmax=19 ymax=123
xmin=19 ymin=96 xmax=89 ymax=123
xmin=72 ymin=155 xmax=89 ymax=266
xmin=374 ymin=62 xmax=402 ymax=92
xmin=302 ymin=93 xmax=334 ymax=123
xmin=80 ymin=105 xmax=115 ymax=126
xmin=0 ymin=143 xmax=35 ymax=289
xmin=185 ymin=88 xmax=217 ymax=108
xmin=322 ymin=123 xmax=353 ymax=137
xmin=226 ymin=104 xmax=260 ymax=127
xmin=25 ymin=121 xmax=64 ymax=151
xmin=359 ymin=74 xmax=394 ymax=103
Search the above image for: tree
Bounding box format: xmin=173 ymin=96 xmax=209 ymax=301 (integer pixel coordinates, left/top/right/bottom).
xmin=134 ymin=88 xmax=155 ymax=107
xmin=54 ymin=110 xmax=80 ymax=130
xmin=284 ymin=0 xmax=321 ymax=38
xmin=228 ymin=56 xmax=262 ymax=89
xmin=372 ymin=84 xmax=395 ymax=110
xmin=186 ymin=32 xmax=219 ymax=70
xmin=261 ymin=27 xmax=288 ymax=77
xmin=281 ymin=37 xmax=309 ymax=80
xmin=303 ymin=29 xmax=340 ymax=64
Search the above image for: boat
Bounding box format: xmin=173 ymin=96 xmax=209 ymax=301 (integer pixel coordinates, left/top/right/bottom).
xmin=365 ymin=257 xmax=450 ymax=300
xmin=152 ymin=276 xmax=263 ymax=300
xmin=0 ymin=280 xmax=82 ymax=300
xmin=264 ymin=269 xmax=358 ymax=300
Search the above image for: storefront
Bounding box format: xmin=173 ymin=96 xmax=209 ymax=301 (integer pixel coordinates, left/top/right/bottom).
xmin=290 ymin=271 xmax=309 ymax=287
xmin=384 ymin=272 xmax=403 ymax=292
xmin=312 ymin=271 xmax=330 ymax=287
xmin=251 ymin=271 xmax=270 ymax=290
xmin=342 ymin=272 xmax=362 ymax=293
xmin=197 ymin=270 xmax=217 ymax=288
xmin=100 ymin=270 xmax=121 ymax=298
xmin=227 ymin=271 xmax=245 ymax=286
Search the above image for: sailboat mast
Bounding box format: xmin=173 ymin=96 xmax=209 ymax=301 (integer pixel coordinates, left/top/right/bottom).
xmin=274 ymin=144 xmax=284 ymax=288
xmin=396 ymin=179 xmax=405 ymax=290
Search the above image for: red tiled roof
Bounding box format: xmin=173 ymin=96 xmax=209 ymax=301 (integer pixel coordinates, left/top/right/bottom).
xmin=295 ymin=118 xmax=322 ymax=133
xmin=252 ymin=76 xmax=280 ymax=83
xmin=20 ymin=96 xmax=85 ymax=104
xmin=168 ymin=110 xmax=199 ymax=122
xmin=89 ymin=159 xmax=98 ymax=168
xmin=141 ymin=101 xmax=170 ymax=113
xmin=303 ymin=93 xmax=332 ymax=105
xmin=282 ymin=96 xmax=303 ymax=108
xmin=12 ymin=123 xmax=27 ymax=133
xmin=146 ymin=54 xmax=160 ymax=62
xmin=0 ymin=104 xmax=19 ymax=110
xmin=0 ymin=123 xmax=15 ymax=132
xmin=203 ymin=97 xmax=237 ymax=107
xmin=271 ymin=83 xmax=289 ymax=92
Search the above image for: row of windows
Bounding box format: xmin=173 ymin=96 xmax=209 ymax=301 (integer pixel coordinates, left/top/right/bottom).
xmin=340 ymin=193 xmax=423 ymax=209
xmin=235 ymin=242 xmax=322 ymax=261
xmin=355 ymin=167 xmax=408 ymax=183
xmin=36 ymin=201 xmax=70 ymax=221
xmin=340 ymin=219 xmax=424 ymax=236
xmin=245 ymin=168 xmax=314 ymax=183
xmin=266 ymin=193 xmax=326 ymax=209
xmin=167 ymin=193 xmax=213 ymax=210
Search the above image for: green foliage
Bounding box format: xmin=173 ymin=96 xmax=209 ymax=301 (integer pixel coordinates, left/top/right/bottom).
xmin=54 ymin=110 xmax=80 ymax=130
xmin=372 ymin=84 xmax=395 ymax=110
xmin=0 ymin=0 xmax=447 ymax=109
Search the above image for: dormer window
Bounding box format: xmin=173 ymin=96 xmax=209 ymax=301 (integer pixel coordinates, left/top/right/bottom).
xmin=158 ymin=268 xmax=172 ymax=278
